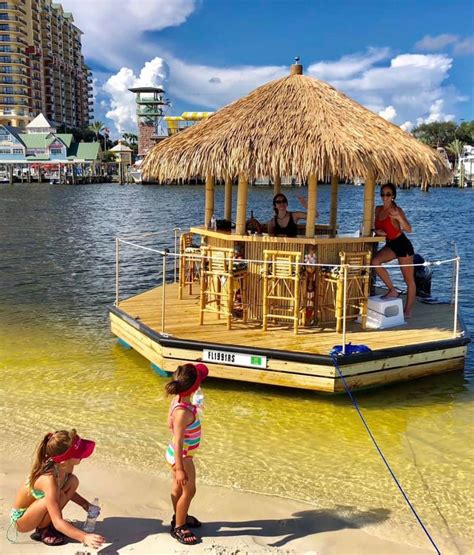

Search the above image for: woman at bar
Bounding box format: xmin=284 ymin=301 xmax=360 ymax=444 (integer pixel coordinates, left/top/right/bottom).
xmin=267 ymin=193 xmax=317 ymax=237
xmin=373 ymin=183 xmax=415 ymax=319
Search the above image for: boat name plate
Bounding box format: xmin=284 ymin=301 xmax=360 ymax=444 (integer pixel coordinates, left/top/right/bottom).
xmin=203 ymin=349 xmax=267 ymax=369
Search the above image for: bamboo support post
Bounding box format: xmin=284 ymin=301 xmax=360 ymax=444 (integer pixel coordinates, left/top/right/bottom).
xmin=236 ymin=174 xmax=248 ymax=235
xmin=205 ymin=174 xmax=215 ymax=228
xmin=305 ymin=174 xmax=317 ymax=237
xmin=362 ymin=171 xmax=375 ymax=236
xmin=330 ymin=174 xmax=338 ymax=237
xmin=273 ymin=175 xmax=281 ymax=195
xmin=224 ymin=174 xmax=232 ymax=221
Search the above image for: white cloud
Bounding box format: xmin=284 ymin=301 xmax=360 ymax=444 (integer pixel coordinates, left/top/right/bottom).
xmin=453 ymin=36 xmax=474 ymax=55
xmin=400 ymin=121 xmax=414 ymax=132
xmin=415 ymin=33 xmax=474 ymax=56
xmin=100 ymin=47 xmax=464 ymax=136
xmin=378 ymin=105 xmax=396 ymax=122
xmin=61 ymin=0 xmax=196 ymax=68
xmin=166 ymin=56 xmax=287 ymax=109
xmin=307 ymin=47 xmax=390 ymax=80
xmin=102 ymin=58 xmax=167 ymax=133
xmin=415 ymin=34 xmax=457 ymax=51
xmin=307 ymin=50 xmax=458 ymax=129
xmin=416 ymin=99 xmax=455 ymax=125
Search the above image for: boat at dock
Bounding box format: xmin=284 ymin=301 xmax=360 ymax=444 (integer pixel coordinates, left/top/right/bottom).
xmin=109 ymin=59 xmax=469 ymax=392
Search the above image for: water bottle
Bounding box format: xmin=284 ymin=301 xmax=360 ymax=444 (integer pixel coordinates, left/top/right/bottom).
xmin=192 ymin=387 xmax=205 ymax=414
xmin=83 ymin=498 xmax=100 ymax=532
xmin=210 ymin=213 xmax=217 ymax=231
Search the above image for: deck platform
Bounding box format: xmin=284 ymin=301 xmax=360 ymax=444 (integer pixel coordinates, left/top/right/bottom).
xmin=110 ymin=283 xmax=470 ymax=392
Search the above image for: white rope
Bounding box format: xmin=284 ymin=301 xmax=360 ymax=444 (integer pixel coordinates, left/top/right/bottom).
xmin=117 ymin=227 xmax=181 ymax=241
xmin=116 ymin=238 xmax=460 ymax=270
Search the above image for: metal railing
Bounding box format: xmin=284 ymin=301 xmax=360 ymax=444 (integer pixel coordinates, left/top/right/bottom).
xmin=114 ymin=229 xmax=462 ymax=350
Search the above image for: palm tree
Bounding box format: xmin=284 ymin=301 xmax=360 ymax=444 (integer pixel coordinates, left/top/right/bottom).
xmin=447 ymin=139 xmax=465 ymax=170
xmin=447 ymin=139 xmax=465 ymax=187
xmin=88 ymin=120 xmax=105 ymax=143
xmin=122 ymin=132 xmax=138 ymax=145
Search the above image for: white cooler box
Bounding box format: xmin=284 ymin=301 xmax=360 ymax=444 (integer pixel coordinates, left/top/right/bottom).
xmin=365 ymin=295 xmax=405 ymax=329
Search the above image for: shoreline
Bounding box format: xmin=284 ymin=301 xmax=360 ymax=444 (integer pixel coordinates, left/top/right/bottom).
xmin=0 ymin=456 xmax=447 ymax=554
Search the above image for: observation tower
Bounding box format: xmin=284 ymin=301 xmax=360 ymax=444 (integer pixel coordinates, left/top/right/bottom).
xmin=128 ymin=86 xmax=170 ymax=157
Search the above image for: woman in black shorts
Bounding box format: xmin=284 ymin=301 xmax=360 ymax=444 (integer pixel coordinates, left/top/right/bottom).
xmin=373 ymin=183 xmax=415 ymax=319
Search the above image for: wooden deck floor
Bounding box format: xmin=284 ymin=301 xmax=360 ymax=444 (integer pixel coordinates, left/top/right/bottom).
xmin=118 ymin=283 xmax=458 ymax=355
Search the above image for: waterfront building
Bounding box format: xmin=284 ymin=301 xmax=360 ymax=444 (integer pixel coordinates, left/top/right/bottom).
xmin=110 ymin=140 xmax=132 ymax=166
xmin=0 ymin=112 xmax=101 ymax=180
xmin=0 ymin=0 xmax=93 ymax=130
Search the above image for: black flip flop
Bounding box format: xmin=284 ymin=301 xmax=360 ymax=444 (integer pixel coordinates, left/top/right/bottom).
xmin=171 ymin=525 xmax=199 ymax=545
xmin=31 ymin=525 xmax=65 ymax=546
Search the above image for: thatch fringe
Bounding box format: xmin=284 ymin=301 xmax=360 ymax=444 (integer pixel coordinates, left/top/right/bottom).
xmin=142 ymin=74 xmax=451 ymax=185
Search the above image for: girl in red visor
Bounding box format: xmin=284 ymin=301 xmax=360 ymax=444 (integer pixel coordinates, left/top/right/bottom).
xmin=165 ymin=362 xmax=209 ymax=545
xmin=8 ymin=429 xmax=105 ymax=549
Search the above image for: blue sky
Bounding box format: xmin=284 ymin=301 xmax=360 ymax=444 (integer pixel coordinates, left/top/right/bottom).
xmin=62 ymin=0 xmax=473 ymax=136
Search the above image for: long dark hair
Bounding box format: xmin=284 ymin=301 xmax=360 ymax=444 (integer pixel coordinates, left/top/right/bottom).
xmin=272 ymin=193 xmax=288 ymax=216
xmin=165 ymin=364 xmax=197 ymax=395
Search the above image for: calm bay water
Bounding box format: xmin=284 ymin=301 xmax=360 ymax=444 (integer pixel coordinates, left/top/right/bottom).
xmin=1 ymin=183 xmax=473 ymax=551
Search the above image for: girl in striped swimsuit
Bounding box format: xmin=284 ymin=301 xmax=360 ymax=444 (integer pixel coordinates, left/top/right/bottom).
xmin=165 ymin=362 xmax=208 ymax=546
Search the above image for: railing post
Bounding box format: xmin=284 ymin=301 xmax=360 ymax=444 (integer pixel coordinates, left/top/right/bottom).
xmin=161 ymin=251 xmax=167 ymax=333
xmin=342 ymin=264 xmax=348 ymax=354
xmin=453 ymin=256 xmax=460 ymax=337
xmin=115 ymin=238 xmax=120 ymax=305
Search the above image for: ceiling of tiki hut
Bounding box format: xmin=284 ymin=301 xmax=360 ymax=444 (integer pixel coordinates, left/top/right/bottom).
xmin=142 ymin=68 xmax=451 ymax=185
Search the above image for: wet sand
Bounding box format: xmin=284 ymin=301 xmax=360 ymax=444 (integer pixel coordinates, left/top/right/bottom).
xmin=0 ymin=457 xmax=443 ymax=555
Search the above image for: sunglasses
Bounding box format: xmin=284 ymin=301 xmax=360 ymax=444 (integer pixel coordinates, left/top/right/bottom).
xmin=275 ymin=199 xmax=287 ymax=204
xmin=380 ymin=192 xmax=393 ymax=197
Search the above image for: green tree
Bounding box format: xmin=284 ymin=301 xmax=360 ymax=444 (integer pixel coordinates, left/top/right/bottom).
xmin=102 ymin=150 xmax=116 ymax=163
xmin=412 ymin=121 xmax=457 ymax=147
xmin=121 ymin=132 xmax=138 ymax=157
xmin=71 ymin=126 xmax=96 ymax=143
xmin=455 ymin=121 xmax=474 ymax=144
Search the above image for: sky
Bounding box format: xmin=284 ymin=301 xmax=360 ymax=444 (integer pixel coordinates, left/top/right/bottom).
xmin=61 ymin=0 xmax=474 ymax=137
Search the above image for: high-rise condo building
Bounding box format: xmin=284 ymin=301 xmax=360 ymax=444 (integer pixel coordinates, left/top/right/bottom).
xmin=0 ymin=0 xmax=93 ymax=129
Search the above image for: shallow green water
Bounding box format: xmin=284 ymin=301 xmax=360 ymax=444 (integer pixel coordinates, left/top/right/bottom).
xmin=1 ymin=183 xmax=473 ymax=551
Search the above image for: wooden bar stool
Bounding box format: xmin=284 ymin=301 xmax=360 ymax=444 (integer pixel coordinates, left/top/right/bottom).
xmin=178 ymin=232 xmax=201 ymax=299
xmin=199 ymin=246 xmax=248 ymax=330
xmin=262 ymin=250 xmax=301 ymax=334
xmin=317 ymin=250 xmax=372 ymax=333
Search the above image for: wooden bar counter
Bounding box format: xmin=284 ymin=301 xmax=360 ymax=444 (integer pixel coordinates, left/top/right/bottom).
xmin=190 ymin=226 xmax=383 ymax=322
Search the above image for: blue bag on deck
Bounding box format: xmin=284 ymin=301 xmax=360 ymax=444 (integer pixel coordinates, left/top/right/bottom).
xmin=330 ymin=343 xmax=372 ymax=357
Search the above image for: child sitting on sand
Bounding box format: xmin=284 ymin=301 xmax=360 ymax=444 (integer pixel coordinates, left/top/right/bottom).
xmin=165 ymin=362 xmax=208 ymax=545
xmin=8 ymin=429 xmax=105 ymax=549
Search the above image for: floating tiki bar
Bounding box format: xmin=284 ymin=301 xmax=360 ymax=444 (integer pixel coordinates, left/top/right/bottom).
xmin=109 ymin=59 xmax=469 ymax=393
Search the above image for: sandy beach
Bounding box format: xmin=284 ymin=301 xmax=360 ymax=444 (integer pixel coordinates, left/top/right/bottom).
xmin=0 ymin=456 xmax=447 ymax=555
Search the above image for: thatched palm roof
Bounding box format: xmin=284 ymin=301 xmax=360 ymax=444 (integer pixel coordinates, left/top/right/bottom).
xmin=142 ymin=72 xmax=451 ymax=185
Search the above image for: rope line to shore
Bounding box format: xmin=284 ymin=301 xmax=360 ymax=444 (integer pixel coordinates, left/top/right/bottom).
xmin=330 ymin=351 xmax=441 ymax=555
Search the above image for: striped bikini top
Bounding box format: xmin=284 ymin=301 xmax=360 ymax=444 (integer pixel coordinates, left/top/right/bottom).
xmin=169 ymin=400 xmax=202 ymax=455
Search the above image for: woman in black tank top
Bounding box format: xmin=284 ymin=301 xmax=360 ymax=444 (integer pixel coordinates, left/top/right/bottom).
xmin=267 ymin=193 xmax=317 ymax=237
